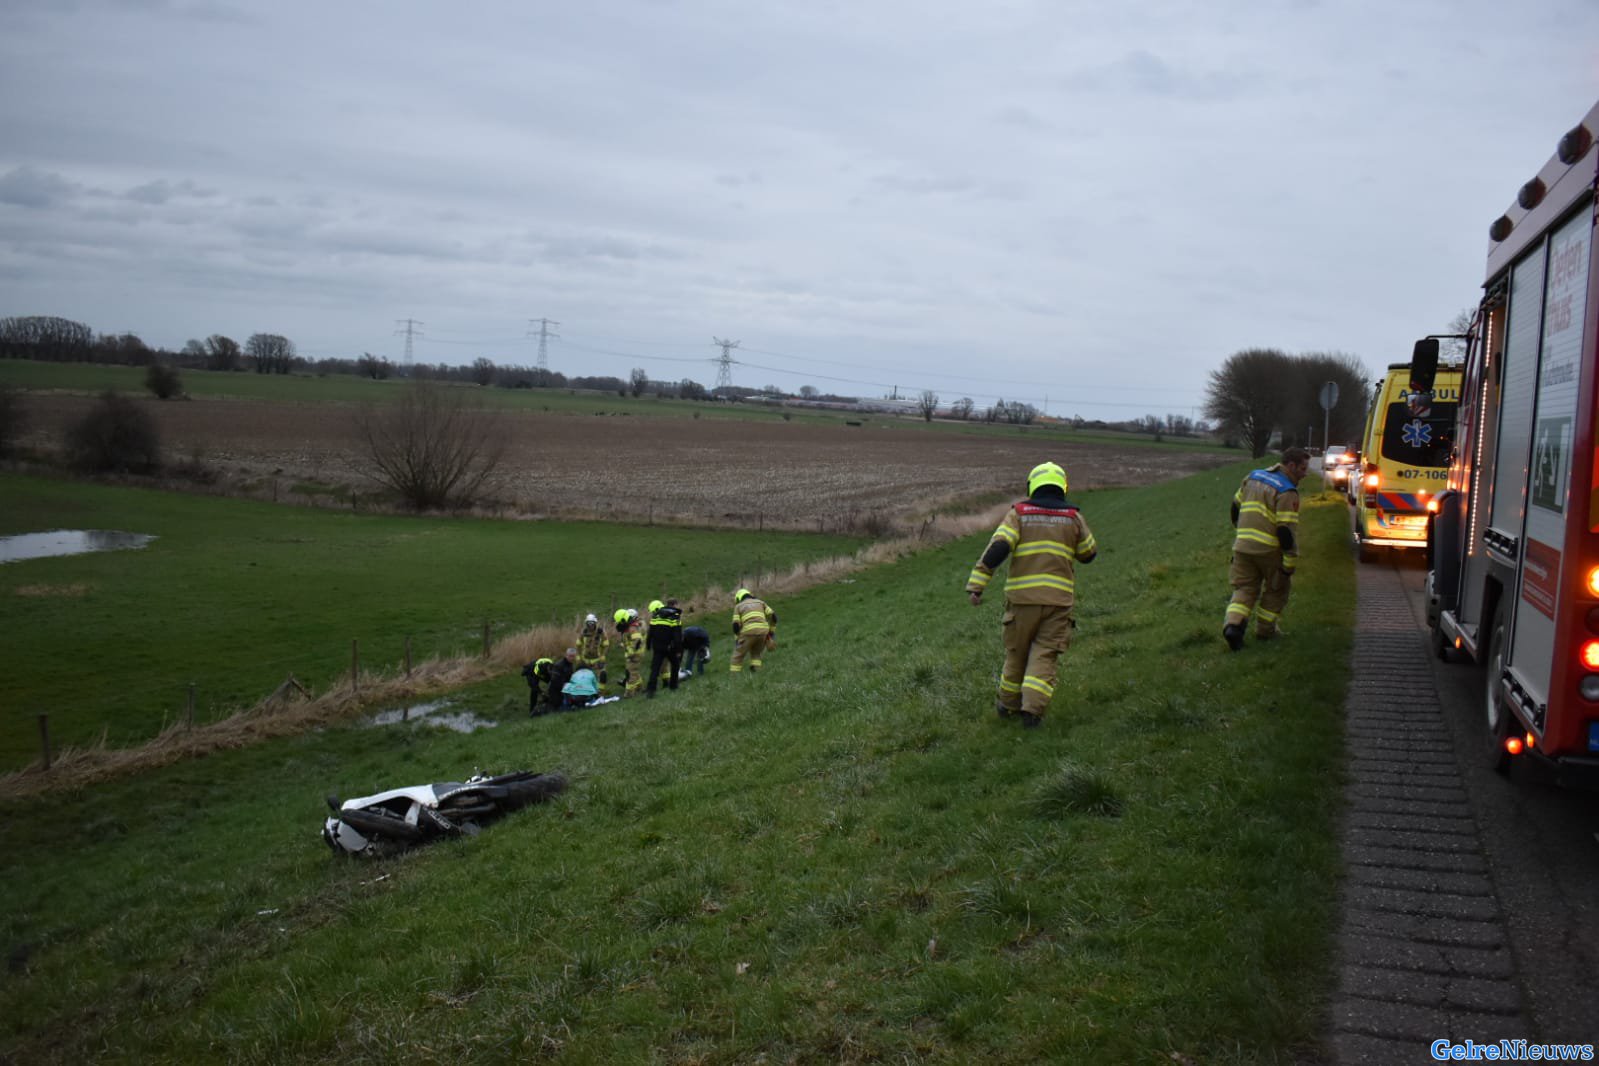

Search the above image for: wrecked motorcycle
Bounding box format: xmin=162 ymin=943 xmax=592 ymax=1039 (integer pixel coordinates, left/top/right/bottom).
xmin=322 ymin=769 xmax=567 ymax=856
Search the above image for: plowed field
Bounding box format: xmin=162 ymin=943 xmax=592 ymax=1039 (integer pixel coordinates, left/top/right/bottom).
xmin=19 ymin=393 xmax=1233 ymax=530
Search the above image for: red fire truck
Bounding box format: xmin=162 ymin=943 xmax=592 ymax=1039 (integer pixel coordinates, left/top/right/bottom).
xmin=1424 ymin=98 xmax=1599 ymax=781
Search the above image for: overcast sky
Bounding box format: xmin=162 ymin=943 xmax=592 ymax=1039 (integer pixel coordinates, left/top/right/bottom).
xmin=1 ymin=0 xmax=1596 ymax=418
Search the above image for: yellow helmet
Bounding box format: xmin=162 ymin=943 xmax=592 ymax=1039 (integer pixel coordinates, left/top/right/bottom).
xmin=649 ymin=599 xmax=664 ymax=613
xmin=735 ymin=588 xmax=752 ymax=603
xmin=613 ymin=608 xmax=631 ymax=626
xmin=1027 ymin=461 xmax=1067 ymax=495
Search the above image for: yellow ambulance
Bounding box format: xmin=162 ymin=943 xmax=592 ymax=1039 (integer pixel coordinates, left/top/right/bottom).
xmin=1352 ymin=363 xmax=1462 ymax=562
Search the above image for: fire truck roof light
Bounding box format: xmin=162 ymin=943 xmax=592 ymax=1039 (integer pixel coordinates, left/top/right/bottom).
xmin=1587 ymin=567 xmax=1599 ymax=598
xmin=1582 ymin=640 xmax=1599 ymax=672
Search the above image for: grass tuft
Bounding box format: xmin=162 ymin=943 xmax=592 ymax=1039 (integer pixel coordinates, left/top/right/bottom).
xmin=1031 ymin=759 xmax=1126 ymax=818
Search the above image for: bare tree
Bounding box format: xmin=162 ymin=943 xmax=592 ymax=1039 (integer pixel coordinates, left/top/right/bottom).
xmin=355 ymin=382 xmax=506 ymax=510
xmin=357 ymin=352 xmax=392 ymax=380
xmin=1204 ymin=348 xmax=1294 ymax=456
xmin=1290 ymin=351 xmax=1370 ymax=446
xmin=799 ymin=385 xmax=818 ymax=400
xmin=246 ymin=333 xmax=295 ymax=374
xmin=917 ymin=389 xmax=938 ymax=422
xmin=0 ymin=316 xmax=94 ymax=361
xmin=950 ymin=397 xmax=974 ymax=420
xmin=470 ymin=357 xmax=496 ymax=386
xmin=629 ymin=368 xmax=649 ymax=397
xmin=1442 ymin=307 xmax=1475 ymax=361
xmin=205 ymin=334 xmax=241 ymax=372
xmin=678 ymin=378 xmax=707 ymax=400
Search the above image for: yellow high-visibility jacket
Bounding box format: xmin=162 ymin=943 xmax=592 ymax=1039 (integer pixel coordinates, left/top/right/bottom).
xmin=1231 ymin=465 xmax=1301 ymax=571
xmin=576 ymin=624 xmax=609 ymax=661
xmin=732 ymin=597 xmax=774 ymax=636
xmin=966 ymin=497 xmax=1097 ymax=607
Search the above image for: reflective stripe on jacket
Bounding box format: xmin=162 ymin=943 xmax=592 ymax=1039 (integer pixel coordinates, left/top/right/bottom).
xmin=732 ymin=597 xmax=773 ymax=636
xmin=966 ymin=500 xmax=1096 ymax=607
xmin=1233 ymin=465 xmax=1300 ymax=565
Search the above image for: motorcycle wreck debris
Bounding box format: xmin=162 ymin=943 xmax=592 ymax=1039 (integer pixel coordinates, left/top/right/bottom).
xmin=322 ymin=769 xmax=568 ymax=856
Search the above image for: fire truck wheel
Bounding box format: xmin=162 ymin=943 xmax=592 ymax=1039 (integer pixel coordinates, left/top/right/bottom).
xmin=1483 ymin=611 xmax=1513 ymax=776
xmin=1356 ymin=537 xmax=1377 ymax=564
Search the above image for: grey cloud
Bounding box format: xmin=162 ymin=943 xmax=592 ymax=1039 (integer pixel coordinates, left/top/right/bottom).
xmin=715 ymin=172 xmax=765 ymax=188
xmin=995 ymin=106 xmax=1054 ymax=133
xmin=124 ymin=178 xmax=216 ymax=204
xmin=0 ymin=166 xmax=82 ymax=208
xmin=1064 ymin=49 xmax=1258 ymax=101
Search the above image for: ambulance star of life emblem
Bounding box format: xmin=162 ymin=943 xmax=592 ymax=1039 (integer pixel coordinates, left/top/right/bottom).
xmin=1401 ymin=419 xmax=1432 ymax=448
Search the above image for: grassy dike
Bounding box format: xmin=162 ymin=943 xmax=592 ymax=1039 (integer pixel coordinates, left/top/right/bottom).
xmin=0 ymin=464 xmax=1354 ymax=1064
xmin=0 ymin=473 xmax=863 ymax=769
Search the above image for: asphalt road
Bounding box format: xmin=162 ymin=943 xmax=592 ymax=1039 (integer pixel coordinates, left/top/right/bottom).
xmin=1386 ymin=551 xmax=1599 ymax=1044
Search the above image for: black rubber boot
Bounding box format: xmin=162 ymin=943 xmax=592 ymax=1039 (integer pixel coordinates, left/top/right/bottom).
xmin=1223 ymin=623 xmax=1245 ymax=652
xmin=1020 ymin=712 xmax=1042 ymax=729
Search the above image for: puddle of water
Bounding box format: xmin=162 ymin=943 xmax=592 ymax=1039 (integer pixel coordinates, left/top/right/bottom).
xmin=0 ymin=530 xmax=157 ymax=564
xmin=363 ymin=699 xmax=497 ymax=733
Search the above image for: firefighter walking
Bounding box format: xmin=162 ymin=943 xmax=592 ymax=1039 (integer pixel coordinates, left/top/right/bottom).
xmin=1222 ymin=447 xmax=1310 ymax=650
xmin=729 ymin=588 xmax=775 ymax=674
xmin=966 ymin=461 xmax=1097 ymax=729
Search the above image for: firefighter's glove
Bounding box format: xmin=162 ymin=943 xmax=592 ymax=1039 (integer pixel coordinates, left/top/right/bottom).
xmin=599 ymin=668 xmax=608 ymax=684
xmin=968 ymin=591 xmax=983 ymax=606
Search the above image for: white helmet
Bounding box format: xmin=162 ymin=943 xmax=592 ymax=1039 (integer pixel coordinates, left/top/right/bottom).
xmin=584 ymin=613 xmax=597 ymax=625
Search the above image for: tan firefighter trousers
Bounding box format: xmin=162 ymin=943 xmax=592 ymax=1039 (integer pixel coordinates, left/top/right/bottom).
xmin=1225 ymin=551 xmax=1291 ymax=637
xmin=998 ymin=602 xmax=1076 ymax=718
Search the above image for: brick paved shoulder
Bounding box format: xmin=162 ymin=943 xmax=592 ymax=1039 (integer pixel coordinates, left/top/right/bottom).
xmin=1329 ymin=564 xmax=1525 ymax=1064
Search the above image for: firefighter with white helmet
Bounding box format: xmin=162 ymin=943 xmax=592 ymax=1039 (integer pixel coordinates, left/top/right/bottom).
xmin=965 ymin=461 xmax=1098 ymax=729
xmin=613 ymin=607 xmax=646 ymax=698
xmin=729 ymin=587 xmax=776 ymax=674
xmin=575 ymin=612 xmax=610 ymax=688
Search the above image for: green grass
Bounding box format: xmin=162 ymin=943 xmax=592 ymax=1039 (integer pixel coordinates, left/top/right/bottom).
xmin=0 ymin=462 xmax=1354 ymax=1063
xmin=0 ymin=472 xmax=863 ymax=768
xmin=0 ymin=358 xmax=1234 ymax=449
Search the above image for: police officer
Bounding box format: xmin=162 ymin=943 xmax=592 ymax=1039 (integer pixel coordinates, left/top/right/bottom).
xmin=644 ymin=598 xmax=684 ymax=699
xmin=965 ymin=461 xmax=1097 ymax=729
xmin=1223 ymin=447 xmax=1309 ymax=650
xmin=521 ymin=656 xmax=553 ymax=716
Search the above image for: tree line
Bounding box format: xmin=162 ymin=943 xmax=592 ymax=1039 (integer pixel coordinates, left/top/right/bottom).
xmin=1203 ymin=348 xmax=1370 ymax=456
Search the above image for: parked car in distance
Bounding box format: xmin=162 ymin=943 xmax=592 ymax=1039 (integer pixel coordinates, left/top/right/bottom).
xmin=1320 ymin=445 xmax=1357 ymax=492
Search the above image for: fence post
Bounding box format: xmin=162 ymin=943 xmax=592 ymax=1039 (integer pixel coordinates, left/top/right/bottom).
xmin=186 ymin=683 xmax=196 ymax=728
xmin=404 ymin=636 xmax=412 ymax=677
xmin=37 ymin=713 xmax=51 ymax=772
xmin=758 ymin=510 xmax=764 ymax=532
xmin=351 ymin=639 xmax=360 ymax=692
xmin=482 ymin=620 xmax=491 ymax=659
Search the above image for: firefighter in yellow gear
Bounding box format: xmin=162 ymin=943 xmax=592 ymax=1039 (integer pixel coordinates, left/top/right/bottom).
xmin=729 ymin=588 xmax=776 ymax=673
xmin=575 ymin=613 xmax=610 ymax=686
xmin=613 ymin=607 xmax=646 ymax=697
xmin=1223 ymin=447 xmax=1310 ymax=650
xmin=966 ymin=461 xmax=1097 ymax=729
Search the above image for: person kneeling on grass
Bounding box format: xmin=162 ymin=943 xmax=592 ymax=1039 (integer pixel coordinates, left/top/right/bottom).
xmin=561 ymin=666 xmax=601 ymax=709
